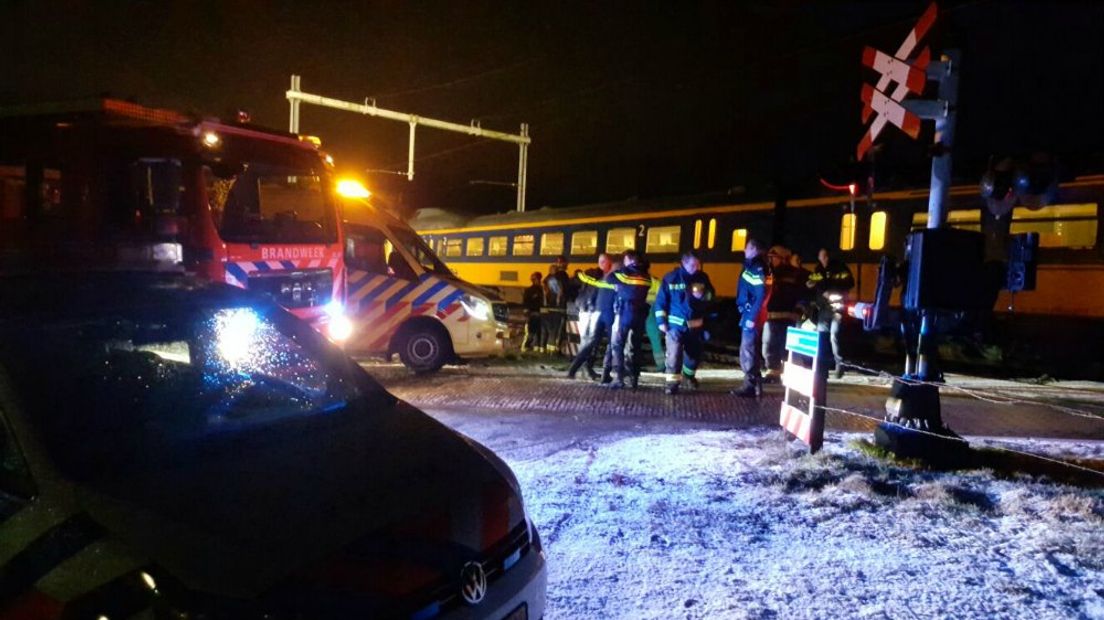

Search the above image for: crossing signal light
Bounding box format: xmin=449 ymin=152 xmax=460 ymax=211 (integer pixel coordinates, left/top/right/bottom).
xmin=981 ymin=154 xmax=1059 ymax=216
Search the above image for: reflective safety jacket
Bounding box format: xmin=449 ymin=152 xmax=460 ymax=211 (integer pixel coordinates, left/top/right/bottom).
xmin=735 ymin=255 xmax=769 ymax=327
xmin=612 ymin=265 xmax=652 ymax=320
xmin=574 ymin=267 xmax=605 ymax=312
xmin=578 ymin=270 xmax=618 ymax=318
xmin=654 ymin=266 xmax=715 ymax=332
xmin=808 ymin=259 xmax=855 ymax=297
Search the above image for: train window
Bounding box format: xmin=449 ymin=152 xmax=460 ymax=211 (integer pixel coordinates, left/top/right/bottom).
xmin=647 ymin=225 xmax=681 ymax=254
xmin=731 ymin=228 xmax=747 ymax=252
xmin=466 ymin=237 xmax=485 ymax=257
xmin=708 ymin=218 xmax=717 ymax=249
xmin=1011 ymin=203 xmax=1098 ymax=249
xmin=444 ymin=238 xmax=463 ymax=257
xmin=489 ymin=235 xmax=508 ymax=256
xmin=512 ymin=234 xmax=534 ymax=256
xmin=693 ymin=220 xmax=702 ymax=249
xmin=911 ymin=210 xmax=981 ymax=231
xmin=606 ymin=228 xmax=636 ymax=254
xmin=840 ymin=213 xmax=856 ymax=251
xmin=869 ymin=211 xmax=888 ymax=250
xmin=571 ymin=230 xmax=598 ymax=255
xmin=540 ymin=232 xmax=564 ymax=256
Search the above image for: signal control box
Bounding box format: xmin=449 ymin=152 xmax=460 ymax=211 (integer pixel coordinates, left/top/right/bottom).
xmin=903 ymin=228 xmax=991 ymax=311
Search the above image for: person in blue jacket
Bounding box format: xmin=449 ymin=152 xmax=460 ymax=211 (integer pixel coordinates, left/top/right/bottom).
xmin=607 ymin=250 xmax=652 ymax=389
xmin=733 ymin=238 xmax=769 ymax=397
xmin=654 ymin=250 xmax=715 ymax=395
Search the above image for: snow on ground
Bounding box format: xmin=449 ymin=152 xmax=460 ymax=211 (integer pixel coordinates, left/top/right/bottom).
xmin=507 ymin=428 xmax=1104 ymax=619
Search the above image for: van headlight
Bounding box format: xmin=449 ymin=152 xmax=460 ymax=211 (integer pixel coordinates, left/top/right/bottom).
xmin=460 ymin=294 xmax=491 ymax=321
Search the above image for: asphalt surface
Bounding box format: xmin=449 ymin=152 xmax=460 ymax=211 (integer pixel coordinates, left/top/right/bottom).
xmin=360 ymin=359 xmax=1104 ymax=441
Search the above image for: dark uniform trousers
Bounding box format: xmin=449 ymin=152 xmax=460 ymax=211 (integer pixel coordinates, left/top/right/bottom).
xmin=610 ymin=310 xmax=647 ymax=382
xmin=762 ymin=316 xmax=797 ymax=372
xmin=740 ymin=327 xmax=762 ymax=388
xmin=664 ymin=328 xmax=704 ymax=384
xmin=817 ymin=307 xmax=844 ymax=367
xmin=569 ymin=312 xmax=612 ymax=375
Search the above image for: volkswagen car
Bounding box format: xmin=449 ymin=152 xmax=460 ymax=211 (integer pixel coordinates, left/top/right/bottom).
xmin=0 ymin=272 xmax=545 ymax=619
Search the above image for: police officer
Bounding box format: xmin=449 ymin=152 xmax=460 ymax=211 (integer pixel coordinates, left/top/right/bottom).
xmin=608 ymin=250 xmax=651 ymax=390
xmin=733 ymin=239 xmax=769 ymax=397
xmin=567 ymin=253 xmax=615 ymax=379
xmin=807 ymin=247 xmax=855 ymax=378
xmin=761 ymin=245 xmax=808 ymax=382
xmin=654 ymin=250 xmax=715 ymax=395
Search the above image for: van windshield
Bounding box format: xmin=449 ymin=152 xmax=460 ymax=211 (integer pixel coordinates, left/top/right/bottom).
xmin=391 ymin=226 xmax=453 ymax=277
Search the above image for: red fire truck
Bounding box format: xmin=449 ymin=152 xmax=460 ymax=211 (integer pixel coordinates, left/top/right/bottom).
xmin=0 ymin=99 xmax=350 ymax=340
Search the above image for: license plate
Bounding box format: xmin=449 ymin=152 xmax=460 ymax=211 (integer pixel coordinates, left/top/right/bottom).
xmin=502 ymin=603 xmax=527 ymax=620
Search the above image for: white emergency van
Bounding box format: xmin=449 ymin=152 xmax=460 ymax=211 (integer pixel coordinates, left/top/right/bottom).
xmin=339 ymin=193 xmax=507 ymax=372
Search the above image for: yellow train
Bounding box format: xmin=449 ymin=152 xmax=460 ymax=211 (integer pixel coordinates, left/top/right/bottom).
xmin=412 ymin=176 xmax=1104 ymax=377
xmin=414 ymin=176 xmax=1101 ymax=314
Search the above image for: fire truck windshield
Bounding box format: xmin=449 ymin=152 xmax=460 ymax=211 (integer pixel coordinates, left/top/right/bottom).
xmin=205 ymin=162 xmax=336 ymax=245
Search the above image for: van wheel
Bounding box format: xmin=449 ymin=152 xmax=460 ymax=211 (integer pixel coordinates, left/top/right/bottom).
xmin=398 ymin=326 xmax=451 ymax=373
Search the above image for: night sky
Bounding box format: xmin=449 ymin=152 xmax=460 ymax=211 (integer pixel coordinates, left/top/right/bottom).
xmin=4 ymin=1 xmax=1102 ymax=216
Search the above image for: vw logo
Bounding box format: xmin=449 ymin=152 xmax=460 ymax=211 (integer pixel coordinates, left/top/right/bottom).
xmin=459 ymin=561 xmax=487 ymax=605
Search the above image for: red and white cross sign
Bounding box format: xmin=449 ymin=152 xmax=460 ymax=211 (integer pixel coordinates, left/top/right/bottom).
xmin=857 ymin=2 xmax=938 ymax=160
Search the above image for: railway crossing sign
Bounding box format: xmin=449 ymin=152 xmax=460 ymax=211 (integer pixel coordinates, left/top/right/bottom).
xmin=856 ymin=2 xmax=938 ymax=161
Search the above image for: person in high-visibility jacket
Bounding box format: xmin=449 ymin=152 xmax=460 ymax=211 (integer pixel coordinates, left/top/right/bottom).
xmin=607 ymin=250 xmax=652 ymax=389
xmin=733 ymin=238 xmax=769 ymax=397
xmin=806 ymin=247 xmax=855 ymax=378
xmin=567 ymin=253 xmax=615 ymax=380
xmin=653 ymin=250 xmax=715 ymax=395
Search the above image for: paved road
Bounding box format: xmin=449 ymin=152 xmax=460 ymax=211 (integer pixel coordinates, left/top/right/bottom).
xmin=362 ymin=361 xmax=1104 ymax=441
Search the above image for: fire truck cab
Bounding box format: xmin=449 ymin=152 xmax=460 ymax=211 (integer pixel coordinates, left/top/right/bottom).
xmin=0 ymin=99 xmax=347 ymax=339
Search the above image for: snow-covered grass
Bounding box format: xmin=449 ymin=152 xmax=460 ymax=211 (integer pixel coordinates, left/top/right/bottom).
xmin=512 ymin=428 xmax=1104 ymax=619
